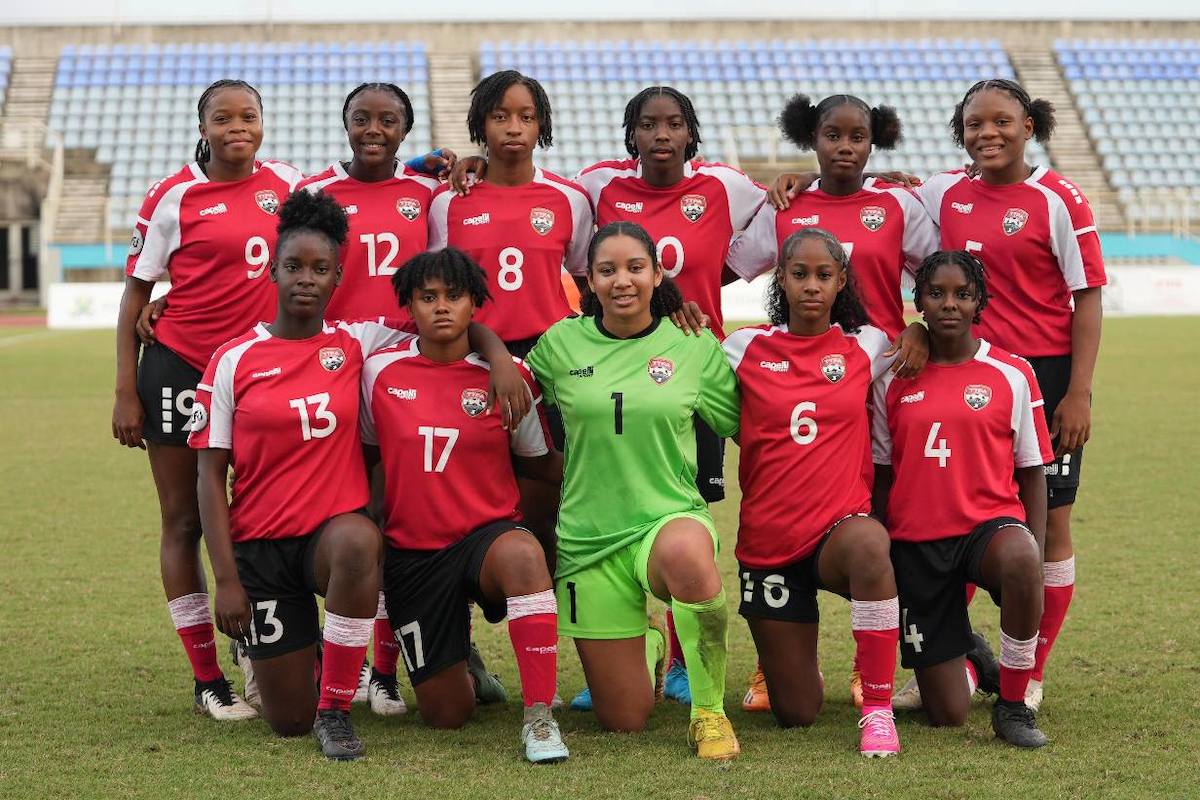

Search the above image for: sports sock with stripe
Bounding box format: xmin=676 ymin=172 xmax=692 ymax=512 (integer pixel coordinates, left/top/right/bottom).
xmin=1033 ymin=557 xmax=1075 ymax=682
xmin=507 ymin=590 xmax=558 ymax=707
xmin=168 ymin=593 xmax=222 ymax=682
xmin=670 ymin=588 xmax=729 ymax=718
xmin=999 ymin=630 xmax=1038 ymax=703
xmin=371 ymin=591 xmax=400 ymax=676
xmin=851 ymin=597 xmax=899 ymax=708
xmin=319 ymin=612 xmax=373 ymax=712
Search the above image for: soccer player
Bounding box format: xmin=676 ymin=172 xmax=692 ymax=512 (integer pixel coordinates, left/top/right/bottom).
xmin=872 ymin=250 xmax=1052 ymax=748
xmin=915 ymin=80 xmax=1105 ymax=711
xmin=111 ymin=79 xmax=301 ymax=720
xmin=362 ymin=248 xmax=568 ymax=763
xmin=723 ymin=228 xmax=901 ymax=757
xmin=526 ymin=222 xmax=742 ymax=760
xmin=188 ymin=190 xmax=525 ymax=760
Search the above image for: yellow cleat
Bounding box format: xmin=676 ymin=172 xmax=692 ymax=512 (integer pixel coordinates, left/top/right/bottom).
xmin=850 ymin=668 xmax=864 ymax=710
xmin=688 ymin=709 xmax=741 ymax=760
xmin=741 ymin=666 xmax=771 ymax=713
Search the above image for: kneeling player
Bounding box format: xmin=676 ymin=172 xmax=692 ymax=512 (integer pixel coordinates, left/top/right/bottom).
xmin=723 ymin=228 xmax=902 ymax=757
xmin=362 ymin=249 xmax=568 ymax=764
xmin=872 ymin=251 xmax=1052 ymax=748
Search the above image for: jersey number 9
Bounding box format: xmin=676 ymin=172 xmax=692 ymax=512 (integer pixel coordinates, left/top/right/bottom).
xmin=245 ymin=236 xmax=270 ymax=279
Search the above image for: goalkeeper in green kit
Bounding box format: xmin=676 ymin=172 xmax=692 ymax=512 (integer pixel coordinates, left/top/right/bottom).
xmin=526 ymin=221 xmax=741 ymax=760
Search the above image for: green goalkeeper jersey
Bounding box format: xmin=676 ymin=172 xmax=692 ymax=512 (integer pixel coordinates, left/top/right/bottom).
xmin=526 ymin=315 xmax=740 ymax=578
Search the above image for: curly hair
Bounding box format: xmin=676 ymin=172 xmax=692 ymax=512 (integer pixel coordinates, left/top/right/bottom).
xmin=765 ymin=227 xmax=870 ymax=333
xmin=912 ymin=250 xmax=990 ymax=323
xmin=579 ymin=222 xmax=684 ymax=320
xmin=276 ymin=189 xmax=348 ymax=254
xmin=392 ymin=247 xmax=492 ymax=309
xmin=778 ymin=93 xmax=902 ymax=151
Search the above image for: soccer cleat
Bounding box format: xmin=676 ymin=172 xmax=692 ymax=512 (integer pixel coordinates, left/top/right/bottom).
xmin=664 ymin=660 xmax=692 ymax=705
xmin=521 ymin=703 xmax=569 ymax=764
xmin=551 ymin=692 xmax=565 ymax=710
xmin=367 ymin=669 xmax=407 ymax=717
xmin=1025 ymin=679 xmax=1044 ymax=712
xmin=194 ymin=677 xmax=257 ymax=721
xmin=568 ymin=687 xmax=593 ymax=711
xmin=313 ymin=709 xmax=365 ymax=761
xmin=741 ymin=666 xmax=771 ymax=713
xmin=858 ymin=706 xmax=901 ymax=758
xmin=687 ymin=709 xmax=740 ymax=760
xmin=966 ymin=632 xmax=1001 ymax=697
xmin=228 ymin=639 xmax=260 ymax=709
xmin=849 ymin=668 xmax=864 ymax=710
xmin=892 ymin=676 xmax=923 ymax=711
xmin=647 ymin=613 xmax=670 ymax=703
xmin=992 ymin=700 xmax=1048 ymax=748
xmin=467 ymin=642 xmax=508 ymax=704
xmin=352 ymin=659 xmax=371 ymax=704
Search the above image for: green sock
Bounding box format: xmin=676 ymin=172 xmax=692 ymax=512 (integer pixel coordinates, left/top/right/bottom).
xmin=670 ymin=588 xmax=728 ymax=718
xmin=644 ymin=626 xmax=665 ymax=690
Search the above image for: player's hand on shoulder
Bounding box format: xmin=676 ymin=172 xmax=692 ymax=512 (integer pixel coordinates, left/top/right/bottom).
xmin=884 ymin=323 xmax=930 ymax=379
xmin=111 ymin=390 xmax=146 ymax=449
xmin=1051 ymin=390 xmax=1091 ymax=457
xmin=423 ymin=147 xmax=457 ymax=180
xmin=450 ymin=156 xmax=488 ymax=196
xmin=487 ymin=358 xmax=532 ymax=431
xmin=869 ymin=170 xmax=923 ymax=188
xmin=670 ymin=301 xmax=710 ymax=336
xmin=768 ymin=171 xmax=815 ymax=210
xmin=136 ymin=295 xmax=167 ymax=345
xmin=213 ymin=577 xmax=253 ymax=642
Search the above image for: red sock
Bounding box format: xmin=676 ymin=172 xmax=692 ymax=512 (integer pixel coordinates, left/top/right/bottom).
xmin=372 ymin=593 xmax=400 ymax=676
xmin=851 ymin=598 xmax=899 ymax=707
xmin=319 ymin=613 xmax=372 ymax=712
xmin=999 ymin=630 xmax=1038 ymax=703
xmin=964 ymin=659 xmax=979 ymax=694
xmin=667 ymin=607 xmax=686 ymax=667
xmin=507 ymin=591 xmax=558 ymax=707
xmin=965 ymin=583 xmax=978 ymax=605
xmin=1033 ymin=558 xmax=1075 ymax=681
xmin=167 ymin=593 xmax=222 ymax=682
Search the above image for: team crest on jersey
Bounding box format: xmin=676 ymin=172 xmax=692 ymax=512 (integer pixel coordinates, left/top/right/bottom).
xmin=128 ymin=230 xmax=143 ymax=256
xmin=461 ymin=388 xmax=488 ymax=417
xmin=530 ymin=207 xmax=555 ymax=235
xmin=647 ymin=357 xmax=675 ymax=385
xmin=396 ymin=197 xmax=422 ymax=222
xmin=860 ymin=205 xmax=886 ymax=232
xmin=318 ymin=347 xmax=346 ymax=372
xmin=255 ymin=190 xmax=280 ymax=215
xmin=820 ymin=354 xmax=847 ymax=383
xmin=680 ymin=194 xmax=706 ymax=223
xmin=964 ymin=384 xmax=993 ymax=410
xmin=1002 ymin=208 xmax=1029 ymax=236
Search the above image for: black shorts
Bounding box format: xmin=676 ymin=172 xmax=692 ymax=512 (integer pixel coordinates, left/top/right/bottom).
xmin=136 ymin=342 xmax=202 ymax=446
xmin=738 ymin=520 xmax=854 ymax=624
xmin=694 ymin=415 xmax=726 ymax=504
xmin=890 ymin=517 xmax=1030 ymax=669
xmin=1028 ymin=355 xmax=1085 ymax=509
xmin=233 ymin=532 xmax=323 ymax=660
xmin=506 ymin=334 xmax=565 ymax=451
xmin=382 ymin=520 xmax=521 ymax=686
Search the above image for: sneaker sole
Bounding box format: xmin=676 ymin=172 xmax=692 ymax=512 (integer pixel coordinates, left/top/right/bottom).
xmin=528 ymin=752 xmax=569 ymax=765
xmin=861 ymin=749 xmax=899 ymax=758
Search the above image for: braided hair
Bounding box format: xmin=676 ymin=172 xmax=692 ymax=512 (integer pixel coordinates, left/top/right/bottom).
xmin=579 ymin=221 xmax=684 ymax=319
xmin=392 ymin=248 xmax=492 ymax=309
xmin=194 ymin=79 xmax=262 ymax=166
xmin=765 ymin=227 xmax=869 ymax=333
xmin=622 ymin=86 xmax=702 ymax=161
xmin=468 ymin=70 xmax=553 ymax=149
xmin=912 ymin=250 xmax=990 ymax=323
xmin=275 ymin=189 xmax=349 ymax=256
xmin=778 ymin=93 xmax=902 ymax=151
xmin=951 ymin=79 xmax=1056 ymax=147
xmin=342 ymin=82 xmax=415 ymax=134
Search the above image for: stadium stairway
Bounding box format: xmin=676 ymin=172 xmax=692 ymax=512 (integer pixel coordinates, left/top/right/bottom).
xmin=429 ymin=51 xmax=476 ymax=157
xmin=0 ymin=56 xmax=55 ymax=156
xmin=1009 ymin=47 xmax=1125 ymax=230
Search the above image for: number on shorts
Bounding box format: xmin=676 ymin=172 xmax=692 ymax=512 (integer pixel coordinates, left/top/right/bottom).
xmin=245 ymin=235 xmax=270 ymax=279
xmin=418 ymin=426 xmax=459 ymax=472
xmin=789 ymin=401 xmax=817 ymax=445
xmin=497 ymin=247 xmax=524 ymax=291
xmin=360 ymin=232 xmax=401 ymax=276
xmin=657 ymin=236 xmax=684 ymax=278
xmin=924 ymin=421 xmax=951 ymax=467
xmin=741 ymin=571 xmax=790 ymax=609
xmin=288 ymin=393 xmax=337 ymax=442
xmin=566 ymin=581 xmax=578 ymax=624
xmin=397 ymin=620 xmax=425 ymax=671
xmin=246 ymin=599 xmax=283 ymax=646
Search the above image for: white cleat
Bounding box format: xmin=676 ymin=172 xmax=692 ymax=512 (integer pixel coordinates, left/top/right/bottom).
xmin=228 ymin=639 xmax=260 ymax=709
xmin=891 ymin=676 xmax=923 ymax=711
xmin=352 ymin=660 xmax=371 ymax=704
xmin=368 ymin=669 xmax=408 ymax=716
xmin=194 ymin=678 xmax=258 ymax=721
xmin=1025 ymin=679 xmax=1044 ymax=712
xmin=522 ymin=703 xmax=569 ymax=764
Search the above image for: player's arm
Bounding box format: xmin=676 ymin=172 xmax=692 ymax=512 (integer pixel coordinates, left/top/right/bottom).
xmin=884 ymin=323 xmax=929 ymax=379
xmin=871 ymin=465 xmax=894 ymax=524
xmin=695 ymin=335 xmax=741 ymax=438
xmin=515 ymin=450 xmax=563 ymax=484
xmin=465 ymin=322 xmax=530 ymax=429
xmin=196 ymin=448 xmax=253 ymax=640
xmin=1015 ymin=465 xmax=1048 ymax=558
xmin=362 ymin=443 xmax=381 ymax=471
xmin=112 ymin=276 xmax=155 ymax=449
xmin=1054 ymin=287 xmax=1101 ymax=457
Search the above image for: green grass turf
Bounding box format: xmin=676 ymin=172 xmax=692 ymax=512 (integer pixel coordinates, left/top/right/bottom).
xmin=1 ymin=317 xmax=1198 ymax=799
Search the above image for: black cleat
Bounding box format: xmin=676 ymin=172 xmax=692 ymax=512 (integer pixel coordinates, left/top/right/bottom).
xmin=966 ymin=631 xmax=1000 ymax=696
xmin=313 ymin=709 xmax=365 ymax=761
xmin=992 ymin=699 xmax=1048 ymax=748
xmin=467 ymin=642 xmax=508 ymax=704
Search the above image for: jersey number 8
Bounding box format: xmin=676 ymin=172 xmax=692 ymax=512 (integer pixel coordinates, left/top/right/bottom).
xmin=498 ymin=247 xmax=524 ymax=291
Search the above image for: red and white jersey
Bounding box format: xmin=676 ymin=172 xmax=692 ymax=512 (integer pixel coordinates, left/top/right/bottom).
xmin=127 ymin=160 xmax=304 ymax=371
xmin=918 ymin=167 xmax=1107 ymax=358
xmin=298 ymin=161 xmax=439 ymax=323
xmin=724 ymin=323 xmax=894 ymax=567
xmin=576 ymin=158 xmax=765 ymax=338
xmin=361 ymin=340 xmax=551 ymax=551
xmin=727 ymin=178 xmax=938 ymax=340
xmin=428 ymin=168 xmax=593 ymax=342
xmin=871 ymin=340 xmax=1053 ymax=543
xmin=188 ymin=319 xmax=412 ymax=542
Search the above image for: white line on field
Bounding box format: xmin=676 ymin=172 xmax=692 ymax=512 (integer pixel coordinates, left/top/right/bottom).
xmin=0 ymin=331 xmax=58 ymax=348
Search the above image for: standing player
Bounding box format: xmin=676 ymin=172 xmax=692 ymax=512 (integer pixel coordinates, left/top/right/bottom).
xmin=526 ymin=222 xmax=742 ymax=760
xmin=916 ymin=80 xmax=1105 ymax=711
xmin=872 ymin=250 xmax=1052 ymax=747
xmin=363 ymin=248 xmax=568 ymax=763
xmin=111 ymin=79 xmax=301 ymax=720
xmin=723 ymin=228 xmax=901 ymax=757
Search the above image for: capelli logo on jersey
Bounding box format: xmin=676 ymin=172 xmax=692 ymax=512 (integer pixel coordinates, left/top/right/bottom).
xmin=615 ymin=201 xmax=644 ymax=213
xmin=952 ymin=202 xmax=974 ymax=215
xmin=199 ymin=202 xmax=228 ymax=217
xmin=251 ymin=367 xmax=282 ymax=379
xmin=899 ymin=390 xmax=925 ymax=404
xmin=759 ymin=360 xmax=790 ymax=372
xmin=344 ymin=204 xmax=359 ymax=215
xmin=791 ymin=214 xmax=820 ymax=226
xmin=387 ymin=387 xmax=417 ymax=400
xmin=964 ymin=384 xmax=993 ymax=411
xmin=463 ymin=212 xmax=491 ymax=226
xmin=569 ymin=365 xmax=594 ymax=378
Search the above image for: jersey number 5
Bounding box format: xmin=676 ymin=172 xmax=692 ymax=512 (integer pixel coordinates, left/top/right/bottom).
xmin=289 ymin=393 xmax=337 ymax=441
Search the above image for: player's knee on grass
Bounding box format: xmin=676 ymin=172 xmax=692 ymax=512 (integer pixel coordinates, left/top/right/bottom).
xmin=593 ymin=694 xmax=653 ymax=733
xmin=917 ymin=664 xmax=970 ymax=727
xmin=415 ymin=664 xmax=475 ymax=729
xmin=769 ymin=676 xmax=823 ymax=728
xmin=255 ymin=649 xmax=319 ymax=736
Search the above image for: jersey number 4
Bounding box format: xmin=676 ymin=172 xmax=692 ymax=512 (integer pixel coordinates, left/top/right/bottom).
xmin=924 ymin=422 xmax=951 ymax=467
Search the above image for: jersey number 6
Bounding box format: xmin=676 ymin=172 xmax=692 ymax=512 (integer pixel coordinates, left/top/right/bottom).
xmin=789 ymin=401 xmax=817 ymax=445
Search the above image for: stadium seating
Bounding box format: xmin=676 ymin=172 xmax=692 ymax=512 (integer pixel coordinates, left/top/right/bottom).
xmin=45 ymin=43 xmax=432 ymax=230
xmin=0 ymin=46 xmax=11 ymax=115
xmin=1056 ymin=39 xmax=1200 ymax=223
xmin=479 ymin=39 xmax=1047 ymax=178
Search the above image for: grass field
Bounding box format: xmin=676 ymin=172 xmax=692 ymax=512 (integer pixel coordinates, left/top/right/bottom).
xmin=2 ymin=317 xmax=1198 ymax=800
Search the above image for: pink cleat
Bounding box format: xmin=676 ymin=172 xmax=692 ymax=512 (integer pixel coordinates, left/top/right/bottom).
xmin=858 ymin=706 xmax=900 ymax=758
